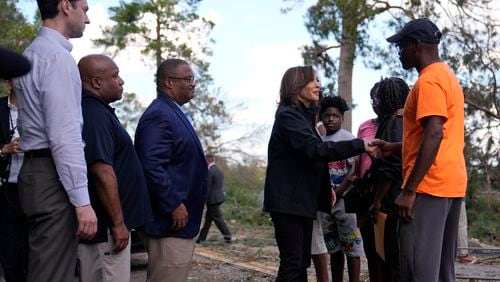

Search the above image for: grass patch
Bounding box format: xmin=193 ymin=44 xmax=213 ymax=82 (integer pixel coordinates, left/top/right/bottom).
xmin=468 ymin=194 xmax=500 ymax=246
xmin=219 ymin=159 xmax=272 ymax=227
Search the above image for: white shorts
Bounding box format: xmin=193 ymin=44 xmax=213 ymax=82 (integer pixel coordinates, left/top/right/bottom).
xmin=311 ymin=212 xmax=328 ymax=255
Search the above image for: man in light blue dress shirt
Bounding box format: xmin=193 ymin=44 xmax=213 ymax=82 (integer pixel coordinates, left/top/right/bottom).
xmin=14 ymin=1 xmax=97 ymax=281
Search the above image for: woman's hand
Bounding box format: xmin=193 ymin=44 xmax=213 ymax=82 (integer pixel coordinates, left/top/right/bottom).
xmin=363 ymin=139 xmax=382 ymax=159
xmin=1 ymin=137 xmax=22 ymax=155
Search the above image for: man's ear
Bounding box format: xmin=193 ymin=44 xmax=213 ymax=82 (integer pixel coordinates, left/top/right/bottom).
xmin=91 ymin=77 xmax=101 ymax=89
xmin=164 ymin=79 xmax=173 ymax=89
xmin=60 ymin=0 xmax=73 ymax=16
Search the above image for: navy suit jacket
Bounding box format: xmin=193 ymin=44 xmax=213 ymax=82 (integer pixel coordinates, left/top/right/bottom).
xmin=206 ymin=164 xmax=225 ymax=205
xmin=135 ymin=93 xmax=208 ymax=238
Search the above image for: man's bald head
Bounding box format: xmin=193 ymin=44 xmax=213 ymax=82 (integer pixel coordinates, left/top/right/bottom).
xmin=78 ymin=54 xmax=124 ymax=103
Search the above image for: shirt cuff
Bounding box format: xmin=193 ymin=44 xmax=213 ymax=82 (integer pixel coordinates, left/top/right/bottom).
xmin=67 ymin=187 xmax=91 ymax=207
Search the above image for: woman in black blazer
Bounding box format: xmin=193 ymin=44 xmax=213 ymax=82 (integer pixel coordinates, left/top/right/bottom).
xmin=263 ymin=66 xmax=376 ymax=281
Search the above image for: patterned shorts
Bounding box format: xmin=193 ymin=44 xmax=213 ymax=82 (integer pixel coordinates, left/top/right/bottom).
xmin=321 ymin=198 xmax=364 ymax=257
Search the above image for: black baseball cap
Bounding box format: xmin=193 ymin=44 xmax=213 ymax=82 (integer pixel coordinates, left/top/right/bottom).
xmin=386 ymin=18 xmax=442 ymax=44
xmin=0 ymin=47 xmax=31 ymax=79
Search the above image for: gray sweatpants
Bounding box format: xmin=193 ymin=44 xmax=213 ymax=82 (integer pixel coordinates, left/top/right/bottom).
xmin=399 ymin=193 xmax=462 ymax=282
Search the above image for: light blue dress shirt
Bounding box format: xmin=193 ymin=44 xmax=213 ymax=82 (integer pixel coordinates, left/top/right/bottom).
xmin=14 ymin=27 xmax=90 ymax=207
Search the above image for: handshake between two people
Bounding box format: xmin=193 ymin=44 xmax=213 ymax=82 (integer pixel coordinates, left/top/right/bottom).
xmin=362 ymin=139 xmax=402 ymax=159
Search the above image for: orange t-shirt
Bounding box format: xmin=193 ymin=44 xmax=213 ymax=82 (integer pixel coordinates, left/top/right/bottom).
xmin=402 ymin=62 xmax=467 ymax=197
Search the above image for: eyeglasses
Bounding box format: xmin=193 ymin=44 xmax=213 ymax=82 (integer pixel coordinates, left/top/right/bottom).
xmin=167 ymin=76 xmax=196 ymax=84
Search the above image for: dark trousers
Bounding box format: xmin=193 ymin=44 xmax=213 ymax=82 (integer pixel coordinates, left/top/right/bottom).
xmin=198 ymin=203 xmax=231 ymax=241
xmin=360 ymin=214 xmax=400 ymax=282
xmin=0 ymin=183 xmax=28 ymax=282
xmin=18 ymin=157 xmax=78 ymax=282
xmin=271 ymin=212 xmax=313 ymax=282
xmin=399 ymin=194 xmax=462 ymax=282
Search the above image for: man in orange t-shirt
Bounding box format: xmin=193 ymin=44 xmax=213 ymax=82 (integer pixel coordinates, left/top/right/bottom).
xmin=375 ymin=18 xmax=467 ymax=282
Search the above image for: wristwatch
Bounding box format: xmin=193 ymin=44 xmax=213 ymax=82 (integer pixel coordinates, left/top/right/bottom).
xmin=0 ymin=147 xmax=6 ymax=157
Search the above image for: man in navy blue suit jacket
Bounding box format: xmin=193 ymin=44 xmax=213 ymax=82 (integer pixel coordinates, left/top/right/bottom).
xmin=135 ymin=58 xmax=208 ymax=282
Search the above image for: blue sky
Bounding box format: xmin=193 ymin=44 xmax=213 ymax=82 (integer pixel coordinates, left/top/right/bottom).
xmin=18 ymin=0 xmax=387 ymax=157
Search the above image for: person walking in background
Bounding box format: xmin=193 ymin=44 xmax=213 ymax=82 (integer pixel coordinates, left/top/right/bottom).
xmin=375 ymin=18 xmax=467 ymax=281
xmin=197 ymin=153 xmax=232 ymax=244
xmin=263 ymin=65 xmax=379 ymax=281
xmin=319 ymin=95 xmax=363 ymax=282
xmin=457 ymin=200 xmax=477 ymax=264
xmin=135 ymin=59 xmax=207 ymax=282
xmin=78 ymin=54 xmax=153 ymax=282
xmin=14 ymin=1 xmax=97 ymax=281
xmin=368 ymin=77 xmax=409 ymax=282
xmin=0 ymin=80 xmax=28 ymax=282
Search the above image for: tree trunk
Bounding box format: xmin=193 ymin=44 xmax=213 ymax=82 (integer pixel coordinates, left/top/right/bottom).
xmin=337 ymin=21 xmax=357 ymax=132
xmin=155 ymin=12 xmax=162 ymax=68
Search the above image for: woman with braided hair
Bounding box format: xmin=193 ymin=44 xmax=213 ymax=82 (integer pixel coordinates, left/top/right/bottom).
xmin=369 ymin=77 xmax=409 ymax=282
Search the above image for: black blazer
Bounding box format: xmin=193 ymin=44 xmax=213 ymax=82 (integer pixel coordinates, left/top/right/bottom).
xmin=206 ymin=164 xmax=225 ymax=205
xmin=263 ymin=102 xmax=365 ymax=219
xmin=0 ymin=97 xmax=11 ymax=182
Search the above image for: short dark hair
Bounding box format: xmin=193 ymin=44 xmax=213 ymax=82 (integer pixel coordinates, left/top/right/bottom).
xmin=156 ymin=58 xmax=189 ymax=88
xmin=376 ymin=77 xmax=409 ymax=116
xmin=319 ymin=95 xmax=349 ymax=118
xmin=37 ymin=0 xmax=79 ymax=20
xmin=205 ymin=154 xmax=215 ymax=162
xmin=279 ymin=66 xmax=315 ymax=108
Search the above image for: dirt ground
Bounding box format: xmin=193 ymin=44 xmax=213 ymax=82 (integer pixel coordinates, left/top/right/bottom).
xmin=129 ymin=225 xmax=500 ymax=281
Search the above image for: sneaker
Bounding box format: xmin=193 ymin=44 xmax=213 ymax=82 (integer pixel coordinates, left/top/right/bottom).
xmin=458 ymin=255 xmax=478 ymax=264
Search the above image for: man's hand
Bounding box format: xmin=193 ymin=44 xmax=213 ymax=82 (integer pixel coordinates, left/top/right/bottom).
xmin=369 ymin=140 xmax=403 ymax=158
xmin=364 ymin=139 xmax=382 ymax=159
xmin=2 ymin=137 xmax=22 ymax=155
xmin=111 ymin=223 xmax=129 ymax=252
xmin=171 ymin=203 xmax=188 ymax=230
xmin=75 ymin=205 xmax=98 ymax=240
xmin=395 ymin=190 xmax=416 ymax=222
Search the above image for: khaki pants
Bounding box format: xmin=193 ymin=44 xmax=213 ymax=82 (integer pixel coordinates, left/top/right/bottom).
xmin=140 ymin=234 xmax=195 ymax=282
xmin=78 ymin=231 xmax=131 ymax=282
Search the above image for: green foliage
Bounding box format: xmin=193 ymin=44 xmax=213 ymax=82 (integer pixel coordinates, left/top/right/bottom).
xmin=95 ymin=0 xmax=230 ymax=151
xmin=0 ymin=0 xmax=38 ymax=96
xmin=0 ymin=0 xmax=38 ymax=52
xmin=218 ymin=157 xmax=271 ymax=227
xmin=467 ymin=193 xmax=500 ymax=246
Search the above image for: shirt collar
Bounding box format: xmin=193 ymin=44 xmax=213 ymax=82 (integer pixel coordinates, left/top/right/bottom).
xmin=39 ymin=27 xmax=73 ymax=52
xmin=82 ymin=89 xmax=116 ymax=114
xmin=7 ymin=95 xmax=16 ymax=110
